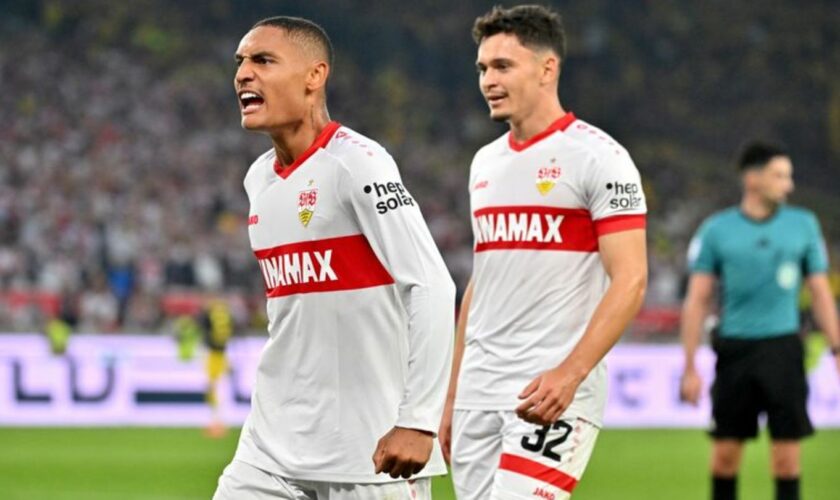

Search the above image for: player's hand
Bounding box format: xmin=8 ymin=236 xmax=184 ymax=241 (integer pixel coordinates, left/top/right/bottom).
xmin=372 ymin=426 xmax=433 ymax=479
xmin=515 ymin=364 xmax=585 ymax=426
xmin=438 ymin=398 xmax=455 ymax=465
xmin=679 ymin=367 xmax=703 ymax=406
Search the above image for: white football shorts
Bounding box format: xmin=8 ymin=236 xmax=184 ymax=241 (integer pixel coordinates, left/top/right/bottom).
xmin=213 ymin=460 xmax=431 ymax=500
xmin=451 ymin=410 xmax=599 ymax=500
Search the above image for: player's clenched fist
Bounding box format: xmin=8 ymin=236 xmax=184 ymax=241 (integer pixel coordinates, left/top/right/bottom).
xmin=372 ymin=427 xmax=433 ymax=479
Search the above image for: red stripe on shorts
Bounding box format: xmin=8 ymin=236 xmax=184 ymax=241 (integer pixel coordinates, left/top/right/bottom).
xmin=498 ymin=453 xmax=579 ymax=493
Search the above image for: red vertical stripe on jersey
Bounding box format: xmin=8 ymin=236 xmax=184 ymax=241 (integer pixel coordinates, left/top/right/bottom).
xmin=473 ymin=206 xmax=598 ymax=253
xmin=594 ymin=214 xmax=646 ymax=236
xmin=274 ymin=121 xmax=341 ymax=179
xmin=253 ymin=234 xmax=394 ymax=297
xmin=508 ymin=113 xmax=577 ymax=152
xmin=498 ymin=453 xmax=579 ymax=493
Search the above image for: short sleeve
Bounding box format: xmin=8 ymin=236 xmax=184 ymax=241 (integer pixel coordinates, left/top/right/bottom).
xmin=687 ymin=220 xmax=719 ymax=275
xmin=803 ymin=213 xmax=829 ymax=276
xmin=587 ymin=150 xmax=647 ymax=236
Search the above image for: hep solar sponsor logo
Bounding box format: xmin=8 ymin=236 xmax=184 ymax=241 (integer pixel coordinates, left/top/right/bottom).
xmin=363 ymin=181 xmax=415 ymax=214
xmin=606 ymin=181 xmax=642 ymax=209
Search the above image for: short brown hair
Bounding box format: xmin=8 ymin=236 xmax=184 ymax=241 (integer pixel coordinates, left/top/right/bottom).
xmin=472 ymin=5 xmax=566 ymax=63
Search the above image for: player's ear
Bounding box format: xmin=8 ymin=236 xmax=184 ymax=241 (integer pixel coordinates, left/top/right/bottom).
xmin=306 ymin=61 xmax=329 ymax=92
xmin=540 ymin=52 xmax=560 ymax=85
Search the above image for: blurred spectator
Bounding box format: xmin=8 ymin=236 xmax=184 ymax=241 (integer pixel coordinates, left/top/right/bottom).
xmin=78 ymin=272 xmax=119 ymax=333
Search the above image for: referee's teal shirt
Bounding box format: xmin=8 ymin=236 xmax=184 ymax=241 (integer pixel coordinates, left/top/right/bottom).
xmin=688 ymin=205 xmax=828 ymax=339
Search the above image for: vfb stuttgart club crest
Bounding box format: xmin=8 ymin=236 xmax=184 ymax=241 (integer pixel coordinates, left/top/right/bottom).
xmin=536 ymin=166 xmax=561 ymax=195
xmin=298 ymin=188 xmax=318 ymax=227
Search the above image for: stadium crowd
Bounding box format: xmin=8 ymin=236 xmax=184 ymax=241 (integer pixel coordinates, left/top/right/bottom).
xmin=0 ymin=0 xmax=837 ymax=334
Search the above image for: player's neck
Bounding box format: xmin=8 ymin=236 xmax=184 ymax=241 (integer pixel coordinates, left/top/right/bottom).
xmin=270 ymin=108 xmax=332 ymax=167
xmin=509 ymin=101 xmax=566 ymax=142
xmin=740 ymin=194 xmax=779 ymax=221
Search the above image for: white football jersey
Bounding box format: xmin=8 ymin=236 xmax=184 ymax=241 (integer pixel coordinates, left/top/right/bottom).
xmin=232 ymin=122 xmax=455 ymax=483
xmin=455 ymin=113 xmax=646 ymax=426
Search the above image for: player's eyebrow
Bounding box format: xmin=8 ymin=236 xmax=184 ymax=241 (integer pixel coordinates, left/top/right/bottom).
xmin=476 ymin=57 xmax=514 ymax=70
xmin=234 ymin=50 xmax=278 ymax=63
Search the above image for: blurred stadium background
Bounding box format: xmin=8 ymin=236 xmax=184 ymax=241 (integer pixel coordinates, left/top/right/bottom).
xmin=1 ymin=0 xmax=838 ymax=499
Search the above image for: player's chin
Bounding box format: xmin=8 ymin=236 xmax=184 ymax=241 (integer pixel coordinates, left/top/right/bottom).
xmin=488 ymin=108 xmax=512 ymax=122
xmin=240 ymin=115 xmax=266 ymax=131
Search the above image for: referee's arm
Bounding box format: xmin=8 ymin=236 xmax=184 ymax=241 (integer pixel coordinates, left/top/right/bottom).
xmin=679 ymin=273 xmax=717 ymax=405
xmin=806 ymin=274 xmax=840 ymax=379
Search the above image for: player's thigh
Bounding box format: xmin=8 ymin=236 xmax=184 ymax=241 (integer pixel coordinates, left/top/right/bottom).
xmin=321 ymin=478 xmax=431 ymax=500
xmin=214 ymin=460 xmax=311 ymax=500
xmin=451 ymin=409 xmax=505 ymax=500
xmin=492 ymin=414 xmax=600 ymax=500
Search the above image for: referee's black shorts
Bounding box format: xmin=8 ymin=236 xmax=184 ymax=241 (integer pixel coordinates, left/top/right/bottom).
xmin=709 ymin=332 xmax=814 ymax=440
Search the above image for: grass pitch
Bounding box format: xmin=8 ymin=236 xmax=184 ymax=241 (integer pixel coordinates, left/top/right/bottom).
xmin=1 ymin=428 xmax=837 ymax=499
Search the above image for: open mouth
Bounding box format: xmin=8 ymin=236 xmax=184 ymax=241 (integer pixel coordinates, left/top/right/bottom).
xmin=238 ymin=91 xmax=265 ymax=113
xmin=486 ymin=94 xmax=507 ymax=107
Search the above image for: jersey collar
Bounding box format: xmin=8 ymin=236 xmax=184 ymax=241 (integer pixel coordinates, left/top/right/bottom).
xmin=273 ymin=121 xmax=342 ymax=179
xmin=508 ymin=112 xmax=576 ymax=152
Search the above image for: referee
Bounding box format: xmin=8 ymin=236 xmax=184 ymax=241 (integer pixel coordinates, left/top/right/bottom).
xmin=679 ymin=141 xmax=840 ymax=500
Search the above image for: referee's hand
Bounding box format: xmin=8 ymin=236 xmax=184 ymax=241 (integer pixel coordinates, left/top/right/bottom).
xmin=680 ymin=368 xmax=702 ymax=405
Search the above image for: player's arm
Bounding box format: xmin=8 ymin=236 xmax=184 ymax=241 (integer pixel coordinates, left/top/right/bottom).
xmin=439 ymin=277 xmax=472 ymax=464
xmin=806 ymin=273 xmax=840 ymax=379
xmin=341 ymin=150 xmax=456 ymax=478
xmin=679 ymin=273 xmax=717 ymax=405
xmin=516 ymin=228 xmax=647 ymax=425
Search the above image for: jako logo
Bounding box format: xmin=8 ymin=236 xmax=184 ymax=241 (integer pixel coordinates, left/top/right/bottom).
xmin=363 ymin=181 xmax=415 ymax=214
xmin=606 ymin=181 xmax=642 ymax=209
xmin=532 ymin=487 xmax=555 ymax=500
